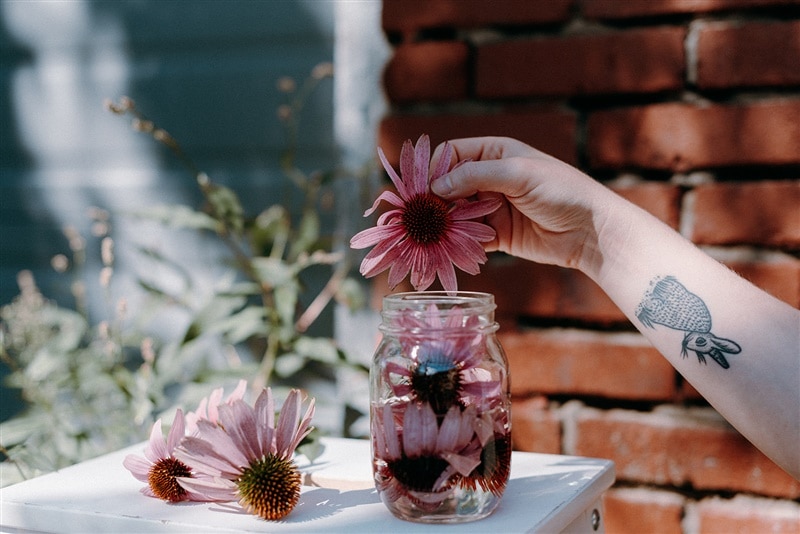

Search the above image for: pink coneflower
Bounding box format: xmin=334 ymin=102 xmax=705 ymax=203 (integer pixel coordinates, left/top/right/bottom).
xmin=185 ymin=379 xmax=247 ymax=433
xmin=350 ymin=134 xmax=500 ymax=293
xmin=123 ymin=409 xmax=205 ymax=503
xmin=373 ymin=401 xmax=481 ymax=509
xmin=384 ymin=304 xmax=502 ymax=415
xmin=174 ymin=388 xmax=315 ymax=521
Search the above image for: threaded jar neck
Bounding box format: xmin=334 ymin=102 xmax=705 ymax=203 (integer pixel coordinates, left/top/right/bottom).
xmin=380 ymin=291 xmax=497 ymax=334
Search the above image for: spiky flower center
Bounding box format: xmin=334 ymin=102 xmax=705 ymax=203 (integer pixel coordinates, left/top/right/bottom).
xmin=464 ymin=433 xmax=512 ymax=496
xmin=148 ymin=457 xmax=192 ymax=502
xmin=410 ymin=354 xmax=462 ymax=415
xmin=237 ymin=454 xmax=301 ymax=521
xmin=402 ymin=193 xmax=449 ymax=245
xmin=388 ymin=455 xmax=449 ymax=493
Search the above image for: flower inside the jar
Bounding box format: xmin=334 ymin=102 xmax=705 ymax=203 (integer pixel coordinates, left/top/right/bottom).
xmin=387 ymin=454 xmax=450 ymax=493
xmin=410 ymin=347 xmax=462 ymax=415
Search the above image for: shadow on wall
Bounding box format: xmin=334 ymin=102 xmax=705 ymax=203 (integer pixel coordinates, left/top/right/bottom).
xmin=0 ymin=0 xmax=336 ymax=421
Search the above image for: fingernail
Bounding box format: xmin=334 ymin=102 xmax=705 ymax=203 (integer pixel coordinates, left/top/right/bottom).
xmin=431 ymin=174 xmax=452 ymax=196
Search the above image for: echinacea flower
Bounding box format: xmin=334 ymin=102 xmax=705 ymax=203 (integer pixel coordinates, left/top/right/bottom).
xmin=384 ymin=304 xmax=502 ymax=414
xmin=373 ymin=401 xmax=481 ymax=509
xmin=174 ymin=388 xmax=315 ymax=521
xmin=123 ymin=409 xmax=205 ymax=502
xmin=350 ymin=134 xmax=500 ymax=293
xmin=185 ymin=379 xmax=247 ymax=433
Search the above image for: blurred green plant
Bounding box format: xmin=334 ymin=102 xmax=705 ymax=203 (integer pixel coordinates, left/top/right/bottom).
xmin=0 ymin=63 xmax=370 ymax=485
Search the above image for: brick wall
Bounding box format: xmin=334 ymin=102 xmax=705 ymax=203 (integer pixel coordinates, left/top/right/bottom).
xmin=378 ymin=1 xmax=800 ymax=532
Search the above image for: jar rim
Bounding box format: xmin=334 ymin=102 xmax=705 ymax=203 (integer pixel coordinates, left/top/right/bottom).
xmin=381 ymin=291 xmax=495 ymax=314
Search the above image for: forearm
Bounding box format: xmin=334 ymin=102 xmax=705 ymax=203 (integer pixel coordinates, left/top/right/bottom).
xmin=582 ymin=192 xmax=800 ymax=479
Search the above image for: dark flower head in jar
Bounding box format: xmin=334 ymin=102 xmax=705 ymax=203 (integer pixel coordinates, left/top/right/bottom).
xmin=383 ymin=304 xmax=501 ymax=415
xmin=373 ymin=401 xmax=482 ymax=509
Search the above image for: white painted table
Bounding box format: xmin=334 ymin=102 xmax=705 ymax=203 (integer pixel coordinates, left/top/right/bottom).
xmin=1 ymin=437 xmax=614 ymax=533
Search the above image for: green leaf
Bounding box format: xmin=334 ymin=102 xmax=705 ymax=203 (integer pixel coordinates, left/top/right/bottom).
xmin=128 ymin=204 xmax=219 ymax=231
xmin=182 ymin=295 xmax=247 ymax=344
xmin=289 ymin=209 xmax=319 ymax=259
xmin=294 ymin=336 xmax=338 ymax=364
xmin=251 ymin=257 xmax=296 ymax=288
xmin=215 ymin=306 xmax=268 ymax=344
xmin=207 ymin=184 xmax=244 ymax=234
xmin=274 ymin=352 xmax=306 ymax=377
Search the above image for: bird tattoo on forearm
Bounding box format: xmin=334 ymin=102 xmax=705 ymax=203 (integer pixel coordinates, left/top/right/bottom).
xmin=636 ymin=276 xmax=741 ymax=369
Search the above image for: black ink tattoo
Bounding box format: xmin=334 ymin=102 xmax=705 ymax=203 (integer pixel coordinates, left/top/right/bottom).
xmin=636 ymin=276 xmax=741 ymax=369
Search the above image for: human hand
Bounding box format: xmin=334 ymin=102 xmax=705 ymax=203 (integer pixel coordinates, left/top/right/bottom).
xmin=430 ymin=137 xmax=617 ymax=273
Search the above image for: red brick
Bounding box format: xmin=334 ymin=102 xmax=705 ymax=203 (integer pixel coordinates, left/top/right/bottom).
xmin=510 ymin=396 xmax=562 ymax=454
xmin=573 ymin=406 xmax=800 ymax=498
xmin=383 ymin=41 xmax=469 ymax=103
xmin=603 ymin=487 xmax=685 ymax=534
xmin=458 ymin=258 xmax=627 ymax=324
xmin=690 ymin=495 xmax=800 ymax=534
xmin=583 ymin=0 xmax=800 ymax=19
xmin=502 ymin=328 xmax=676 ymax=401
xmin=688 ymin=180 xmax=800 ymax=247
xmin=383 ymin=0 xmax=573 ymax=35
xmin=379 ymin=108 xmax=577 ymax=166
xmin=611 ymin=182 xmax=682 ymax=229
xmin=587 ymin=100 xmax=800 ymax=171
xmin=476 ymin=27 xmax=685 ymax=98
xmin=696 ymin=20 xmax=800 ymax=89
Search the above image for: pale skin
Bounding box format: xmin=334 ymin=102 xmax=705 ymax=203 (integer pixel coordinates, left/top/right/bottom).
xmin=430 ymin=136 xmax=800 ymax=480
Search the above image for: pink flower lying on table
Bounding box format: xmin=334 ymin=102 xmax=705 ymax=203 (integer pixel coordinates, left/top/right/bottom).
xmin=174 ymin=388 xmax=315 ymax=520
xmin=350 ymin=134 xmax=500 ymax=293
xmin=123 ymin=409 xmax=205 ymax=502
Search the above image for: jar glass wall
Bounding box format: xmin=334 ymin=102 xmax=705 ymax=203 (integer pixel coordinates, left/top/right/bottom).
xmin=370 ymin=291 xmax=511 ymax=523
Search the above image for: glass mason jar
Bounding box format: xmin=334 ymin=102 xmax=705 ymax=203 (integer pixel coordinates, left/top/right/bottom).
xmin=370 ymin=291 xmax=511 ymax=523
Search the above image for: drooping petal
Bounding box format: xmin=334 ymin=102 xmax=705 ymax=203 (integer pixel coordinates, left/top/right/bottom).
xmin=378 ymin=146 xmax=406 ymax=198
xmin=177 ymin=476 xmax=239 ymax=502
xmin=435 ymin=257 xmax=458 ymax=294
xmin=387 ymin=257 xmax=413 ymax=289
xmin=123 ymin=454 xmax=152 ymax=482
xmin=350 ymin=223 xmax=405 ymax=250
xmin=363 ymin=190 xmax=405 ymax=217
xmin=449 ymin=197 xmax=501 ymax=220
xmin=451 ymin=220 xmax=497 ymax=242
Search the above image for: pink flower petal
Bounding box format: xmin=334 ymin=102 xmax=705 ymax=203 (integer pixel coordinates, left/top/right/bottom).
xmin=412 ymin=134 xmax=430 ymax=196
xmin=379 ymin=146 xmax=408 ymax=199
xmin=123 ymin=454 xmax=151 ymax=482
xmin=430 ymin=141 xmax=452 ymax=181
xmin=363 ymin=190 xmax=405 ymax=217
xmin=177 ymin=476 xmax=238 ymax=502
xmin=166 ymin=409 xmax=185 ymax=453
xmin=145 ymin=419 xmax=167 ymax=463
xmin=399 ymin=139 xmax=416 ymax=199
xmin=450 ymin=196 xmax=501 ymax=220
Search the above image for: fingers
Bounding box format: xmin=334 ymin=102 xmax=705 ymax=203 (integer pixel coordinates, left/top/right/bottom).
xmin=431 ymin=136 xmax=540 ymax=167
xmin=432 ymin=157 xmax=537 ymax=201
xmin=430 ymin=136 xmax=548 ymax=199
